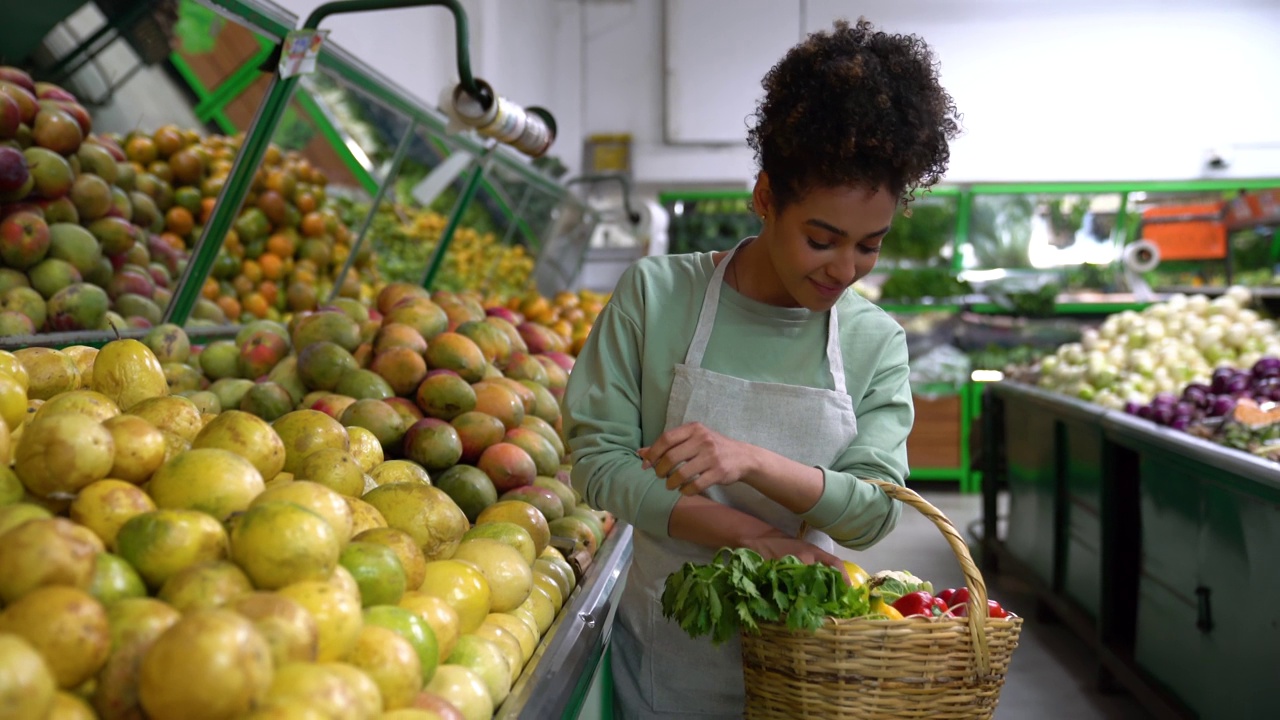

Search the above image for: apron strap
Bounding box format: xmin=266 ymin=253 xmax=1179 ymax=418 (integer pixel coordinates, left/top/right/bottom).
xmin=685 ymin=237 xmax=849 ymax=398
xmin=683 ymin=239 xmax=741 ymax=367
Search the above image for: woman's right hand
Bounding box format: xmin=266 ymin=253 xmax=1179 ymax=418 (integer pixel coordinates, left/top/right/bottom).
xmin=741 ymin=531 xmax=852 ymax=585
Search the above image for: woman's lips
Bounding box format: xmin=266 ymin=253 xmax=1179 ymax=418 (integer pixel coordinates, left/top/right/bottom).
xmin=809 ymin=278 xmax=844 ymax=298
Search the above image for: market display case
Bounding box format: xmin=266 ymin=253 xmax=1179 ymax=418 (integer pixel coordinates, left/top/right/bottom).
xmin=981 ymin=380 xmax=1280 ymax=720
xmin=0 ymin=1 xmax=622 ymax=718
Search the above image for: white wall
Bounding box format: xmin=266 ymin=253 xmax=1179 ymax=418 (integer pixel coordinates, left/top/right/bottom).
xmin=272 ymin=0 xmax=1280 ymax=189
xmin=573 ymin=0 xmax=1280 ymax=188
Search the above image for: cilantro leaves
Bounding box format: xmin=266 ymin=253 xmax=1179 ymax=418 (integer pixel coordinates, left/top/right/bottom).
xmin=660 ymin=548 xmax=871 ymax=645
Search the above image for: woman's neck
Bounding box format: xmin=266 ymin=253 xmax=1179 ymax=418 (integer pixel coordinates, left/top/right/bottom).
xmin=729 ymin=234 xmax=800 ymax=308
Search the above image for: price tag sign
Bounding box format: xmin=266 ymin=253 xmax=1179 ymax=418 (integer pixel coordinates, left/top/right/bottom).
xmin=279 ymin=29 xmax=328 ymax=78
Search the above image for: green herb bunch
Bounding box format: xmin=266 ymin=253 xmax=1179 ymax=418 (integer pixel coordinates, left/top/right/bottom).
xmin=660 ymin=548 xmax=870 ymax=646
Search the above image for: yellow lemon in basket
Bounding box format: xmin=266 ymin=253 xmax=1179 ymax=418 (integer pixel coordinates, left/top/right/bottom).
xmin=842 ymin=560 xmax=870 ymax=588
xmin=869 ymin=597 xmax=904 ymax=620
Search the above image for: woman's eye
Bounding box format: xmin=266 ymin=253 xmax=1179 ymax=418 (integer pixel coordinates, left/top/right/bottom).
xmin=806 ymin=237 xmax=832 ymax=250
xmin=860 ymin=245 xmax=882 ymax=255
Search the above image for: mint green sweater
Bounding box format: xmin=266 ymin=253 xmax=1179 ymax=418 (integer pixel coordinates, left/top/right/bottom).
xmin=562 ymin=252 xmax=913 ymax=550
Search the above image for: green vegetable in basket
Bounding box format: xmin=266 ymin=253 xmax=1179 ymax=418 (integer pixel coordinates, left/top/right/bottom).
xmin=868 ymin=570 xmax=933 ymax=605
xmin=661 ymin=548 xmax=870 ymax=646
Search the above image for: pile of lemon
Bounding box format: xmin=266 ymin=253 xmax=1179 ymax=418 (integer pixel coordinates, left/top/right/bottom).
xmin=0 ymin=338 xmax=578 ymax=720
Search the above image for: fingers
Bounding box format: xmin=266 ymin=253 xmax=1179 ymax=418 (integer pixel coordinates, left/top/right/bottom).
xmin=654 ymin=442 xmax=699 ymax=482
xmin=666 ymin=454 xmax=712 ymax=492
xmin=641 ymin=423 xmax=695 ymax=470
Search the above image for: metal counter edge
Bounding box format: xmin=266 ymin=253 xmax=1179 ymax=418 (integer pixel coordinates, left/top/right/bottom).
xmin=495 ymin=522 xmax=635 ymax=719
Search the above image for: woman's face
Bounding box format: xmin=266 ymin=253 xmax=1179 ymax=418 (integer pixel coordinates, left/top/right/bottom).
xmin=754 ymin=178 xmax=898 ymax=311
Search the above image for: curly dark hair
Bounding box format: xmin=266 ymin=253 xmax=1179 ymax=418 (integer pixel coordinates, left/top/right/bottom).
xmin=747 ymin=18 xmax=961 ymax=211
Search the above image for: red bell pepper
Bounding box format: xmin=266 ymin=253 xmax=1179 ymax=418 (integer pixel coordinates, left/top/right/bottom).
xmin=891 ymin=591 xmax=948 ymax=618
xmin=945 ymin=599 xmax=1009 ymax=618
xmin=945 ymin=587 xmax=971 ymax=609
xmin=936 ymin=588 xmax=958 ymax=607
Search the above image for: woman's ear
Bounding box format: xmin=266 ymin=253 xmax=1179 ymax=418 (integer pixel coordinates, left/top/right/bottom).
xmin=752 ymin=173 xmax=774 ymax=221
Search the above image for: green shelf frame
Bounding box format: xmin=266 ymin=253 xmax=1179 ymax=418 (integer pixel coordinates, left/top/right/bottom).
xmin=660 ymin=177 xmax=1280 ymax=297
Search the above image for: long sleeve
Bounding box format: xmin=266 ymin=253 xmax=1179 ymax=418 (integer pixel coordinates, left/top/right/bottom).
xmin=562 ymin=268 xmax=681 ymax=538
xmin=799 ymin=325 xmax=913 ymax=550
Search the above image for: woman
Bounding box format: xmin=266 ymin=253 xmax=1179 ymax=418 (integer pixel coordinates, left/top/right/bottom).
xmin=562 ymin=18 xmax=961 ymax=719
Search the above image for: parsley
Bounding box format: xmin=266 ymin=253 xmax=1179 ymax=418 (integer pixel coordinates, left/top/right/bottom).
xmin=660 ymin=548 xmax=871 ymax=645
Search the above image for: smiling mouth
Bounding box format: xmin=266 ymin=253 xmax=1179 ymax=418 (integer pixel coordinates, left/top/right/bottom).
xmin=809 ymin=278 xmax=844 ymax=297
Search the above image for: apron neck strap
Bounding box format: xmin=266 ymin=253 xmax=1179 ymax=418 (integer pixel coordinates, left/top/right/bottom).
xmin=685 ymin=238 xmax=848 ymax=396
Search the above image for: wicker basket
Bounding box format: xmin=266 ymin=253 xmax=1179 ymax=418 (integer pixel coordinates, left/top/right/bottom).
xmin=740 ymin=479 xmax=1024 ymax=719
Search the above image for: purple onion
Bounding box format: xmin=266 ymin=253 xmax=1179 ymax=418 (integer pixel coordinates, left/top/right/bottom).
xmin=1175 ymin=401 xmax=1197 ymax=417
xmin=1151 ymin=405 xmax=1176 ymax=426
xmin=1169 ymin=416 xmax=1192 ymax=431
xmin=1254 ymin=356 xmax=1280 ymax=379
xmin=1226 ymin=374 xmax=1251 ymax=395
xmin=1123 ymin=401 xmax=1143 ymax=415
xmin=1208 ymin=395 xmax=1237 ymax=417
xmin=1137 ymin=405 xmax=1156 ymax=421
xmin=1269 ymin=386 xmax=1280 ymax=403
xmin=1212 ymin=367 xmax=1235 ymax=394
xmin=1153 ymin=392 xmax=1179 ymax=408
xmin=1182 ymin=384 xmax=1211 ymax=407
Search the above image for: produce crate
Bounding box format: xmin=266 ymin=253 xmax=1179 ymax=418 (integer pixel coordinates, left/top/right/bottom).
xmin=908 ymin=392 xmax=962 ymax=469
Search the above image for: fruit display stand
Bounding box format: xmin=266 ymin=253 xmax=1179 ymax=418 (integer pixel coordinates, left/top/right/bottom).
xmin=1 ymin=0 xmax=599 ymax=353
xmin=0 ymin=3 xmax=628 ymax=719
xmin=980 ymin=380 xmax=1280 ymax=720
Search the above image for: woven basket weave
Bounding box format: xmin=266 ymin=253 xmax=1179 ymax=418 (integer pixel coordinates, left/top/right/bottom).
xmin=740 ymin=479 xmax=1023 ymax=719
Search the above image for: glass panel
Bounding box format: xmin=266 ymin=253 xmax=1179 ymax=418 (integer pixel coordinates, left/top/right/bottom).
xmin=1127 ymin=187 xmax=1280 ymax=290
xmin=961 ymin=193 xmax=1122 ymax=271
xmin=881 ymin=193 xmax=958 ymax=268
xmin=662 ymin=196 xmax=757 ymax=255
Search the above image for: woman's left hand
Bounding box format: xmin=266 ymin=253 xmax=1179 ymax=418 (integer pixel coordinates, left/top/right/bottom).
xmin=639 ymin=422 xmax=756 ymax=495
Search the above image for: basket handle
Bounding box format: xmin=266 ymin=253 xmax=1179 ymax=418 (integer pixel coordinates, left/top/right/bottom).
xmin=798 ymin=478 xmax=991 ymax=675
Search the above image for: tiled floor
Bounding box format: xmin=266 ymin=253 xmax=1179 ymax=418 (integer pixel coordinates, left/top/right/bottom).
xmin=834 ymin=485 xmax=1151 ymax=720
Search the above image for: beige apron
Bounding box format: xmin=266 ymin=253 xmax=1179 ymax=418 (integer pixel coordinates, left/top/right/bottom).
xmin=612 ymin=238 xmax=860 ymax=719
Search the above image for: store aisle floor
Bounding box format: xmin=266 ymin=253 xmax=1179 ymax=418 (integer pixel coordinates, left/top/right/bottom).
xmin=834 ymin=485 xmax=1151 ymax=720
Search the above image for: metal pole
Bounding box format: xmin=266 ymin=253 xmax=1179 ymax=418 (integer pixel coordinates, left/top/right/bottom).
xmin=164 ymin=72 xmax=300 ymax=326
xmin=422 ymin=149 xmax=493 ymax=289
xmin=329 ymin=120 xmax=418 ymax=302
xmin=952 ymin=187 xmax=972 ymax=272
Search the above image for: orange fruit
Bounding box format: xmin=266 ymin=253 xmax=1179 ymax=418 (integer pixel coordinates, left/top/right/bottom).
xmin=267 ymin=233 xmax=295 ymax=258
xmin=301 ymin=213 xmax=325 ymax=238
xmin=165 ymin=207 xmax=194 ymax=236
xmin=243 ymin=293 xmax=269 ymax=319
xmin=217 ymin=296 xmax=242 ymax=320
xmin=202 ymin=277 xmax=220 ymax=300
xmin=259 ymin=254 xmax=283 ymax=281
xmin=242 ymin=259 xmax=262 ymax=284
xmin=200 ymin=197 xmax=217 ymax=224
